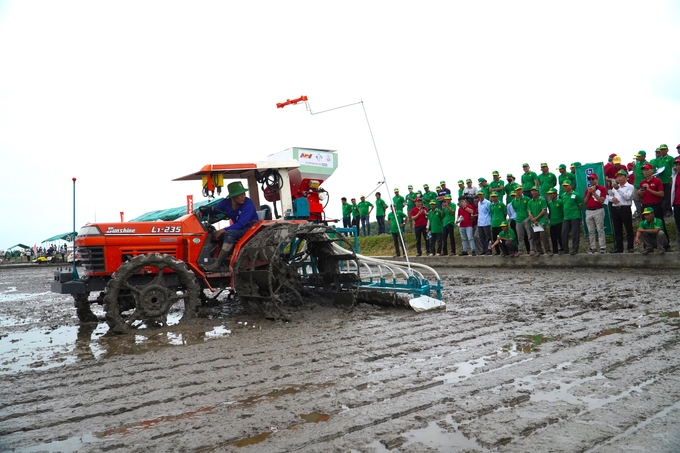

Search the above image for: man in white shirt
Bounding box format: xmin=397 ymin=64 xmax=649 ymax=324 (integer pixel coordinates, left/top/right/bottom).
xmin=609 ymin=169 xmax=635 ymax=253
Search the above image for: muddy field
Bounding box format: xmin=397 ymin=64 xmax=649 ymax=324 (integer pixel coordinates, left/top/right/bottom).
xmin=1 ymin=265 xmax=680 ymax=453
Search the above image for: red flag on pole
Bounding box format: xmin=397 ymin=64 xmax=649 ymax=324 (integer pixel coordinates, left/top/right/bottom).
xmin=33 ymin=243 xmax=37 ymax=255
xmin=187 ymin=195 xmax=194 ymax=214
xmin=120 ymin=212 xmax=124 ymax=222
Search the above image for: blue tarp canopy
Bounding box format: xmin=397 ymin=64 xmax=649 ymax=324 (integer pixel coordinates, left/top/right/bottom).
xmin=42 ymin=232 xmax=75 ymax=243
xmin=129 ymin=199 xmax=224 ymax=222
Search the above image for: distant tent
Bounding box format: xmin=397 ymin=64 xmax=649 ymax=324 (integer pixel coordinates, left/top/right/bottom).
xmin=42 ymin=232 xmax=76 ymax=243
xmin=8 ymin=244 xmax=30 ymax=250
xmin=129 ymin=199 xmax=225 ymax=222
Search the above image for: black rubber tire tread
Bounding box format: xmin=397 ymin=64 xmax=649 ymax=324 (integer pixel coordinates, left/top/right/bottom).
xmin=74 ymin=292 xmax=98 ymax=323
xmin=103 ymin=254 xmax=200 ymax=334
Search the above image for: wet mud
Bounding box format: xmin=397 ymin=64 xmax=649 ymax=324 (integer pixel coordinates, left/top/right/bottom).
xmin=1 ymin=265 xmax=680 ymax=452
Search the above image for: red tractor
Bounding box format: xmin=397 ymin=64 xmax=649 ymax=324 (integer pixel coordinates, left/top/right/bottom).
xmin=52 ymin=149 xmax=365 ymax=332
xmin=52 ymin=148 xmax=442 ymax=333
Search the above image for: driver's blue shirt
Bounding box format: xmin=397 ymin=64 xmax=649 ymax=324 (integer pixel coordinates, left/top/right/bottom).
xmin=210 ymin=197 xmax=259 ymax=231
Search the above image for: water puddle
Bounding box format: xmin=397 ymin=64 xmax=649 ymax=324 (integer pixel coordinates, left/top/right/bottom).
xmin=15 ymin=433 xmax=100 ymax=453
xmin=369 ymin=413 xmax=489 ymax=452
xmin=100 ymin=407 xmax=213 ymax=437
xmin=234 ymin=383 xmax=333 ymax=408
xmin=435 ymin=344 xmax=532 ymax=384
xmin=0 ymin=319 xmax=233 ymax=375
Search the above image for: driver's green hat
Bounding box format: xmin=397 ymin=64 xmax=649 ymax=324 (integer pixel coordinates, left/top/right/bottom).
xmin=226 ymin=181 xmax=248 ymax=199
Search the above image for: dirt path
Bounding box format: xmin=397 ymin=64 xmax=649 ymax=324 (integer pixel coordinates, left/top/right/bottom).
xmin=1 ymin=266 xmax=680 ymax=452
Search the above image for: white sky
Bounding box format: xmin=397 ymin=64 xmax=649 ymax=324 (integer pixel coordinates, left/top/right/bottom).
xmin=1 ymin=0 xmax=679 ymax=249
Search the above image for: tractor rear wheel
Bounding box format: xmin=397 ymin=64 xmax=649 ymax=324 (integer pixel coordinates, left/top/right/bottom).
xmin=103 ymin=254 xmax=200 ymax=334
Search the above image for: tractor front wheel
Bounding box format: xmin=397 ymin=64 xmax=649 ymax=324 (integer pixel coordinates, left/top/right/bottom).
xmin=103 ymin=254 xmax=200 ymax=334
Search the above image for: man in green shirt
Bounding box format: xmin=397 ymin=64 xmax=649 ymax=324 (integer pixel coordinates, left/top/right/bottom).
xmin=489 ymin=171 xmax=505 ymax=197
xmin=478 ymin=178 xmax=490 ymax=199
xmin=422 ymin=184 xmax=437 ymax=207
xmin=350 ymin=198 xmax=360 ymax=234
xmin=374 ymin=192 xmax=388 ymax=235
xmin=341 ymin=197 xmax=352 ymax=228
xmin=491 ymin=221 xmax=518 ymax=257
xmin=537 ymin=162 xmax=557 ymax=199
xmin=489 ymin=192 xmax=507 ymax=255
xmin=633 ymin=151 xmax=649 ymax=216
xmin=441 ymin=195 xmax=457 ymax=256
xmin=560 ymin=180 xmax=583 ymax=255
xmin=528 ymin=186 xmax=550 ymax=255
xmin=547 ymin=188 xmax=564 ymax=254
xmin=392 ymin=188 xmax=405 ymax=214
xmin=635 ymin=207 xmax=668 ymax=254
xmin=511 ymin=185 xmax=533 ymax=256
xmin=387 ymin=205 xmax=406 ymax=257
xmin=457 ymin=180 xmax=465 ymax=199
xmin=521 ymin=163 xmax=539 ymax=199
xmin=426 ymin=201 xmax=444 ymax=256
xmin=656 ymin=144 xmax=675 ymax=216
xmin=504 ymin=174 xmax=520 ymax=205
xmin=357 ymin=195 xmax=373 ymax=236
xmin=405 ymin=185 xmax=418 ymax=232
xmin=557 ymin=164 xmax=574 ymax=197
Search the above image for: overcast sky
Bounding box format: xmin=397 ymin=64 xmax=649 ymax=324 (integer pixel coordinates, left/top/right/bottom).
xmin=1 ymin=1 xmax=679 ymax=249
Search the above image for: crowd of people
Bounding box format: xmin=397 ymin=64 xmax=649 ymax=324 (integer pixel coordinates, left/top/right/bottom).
xmin=2 ymin=245 xmax=68 ymax=262
xmin=340 ymin=143 xmax=680 ymax=258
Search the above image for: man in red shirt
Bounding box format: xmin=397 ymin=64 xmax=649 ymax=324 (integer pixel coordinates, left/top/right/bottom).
xmin=410 ymin=198 xmax=429 ymax=257
xmin=457 ymin=197 xmax=476 ymax=256
xmin=583 ymin=174 xmax=607 ymax=254
xmin=603 ymin=153 xmax=617 ymax=184
xmin=605 ymin=156 xmax=627 ymax=189
xmin=638 ymin=163 xmax=669 ymax=250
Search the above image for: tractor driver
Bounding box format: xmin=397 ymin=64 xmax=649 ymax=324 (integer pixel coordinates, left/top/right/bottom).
xmin=199 ymin=181 xmax=260 ymax=271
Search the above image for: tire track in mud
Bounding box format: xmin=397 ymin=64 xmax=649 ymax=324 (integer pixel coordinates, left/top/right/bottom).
xmin=3 ymin=269 xmax=680 ymax=452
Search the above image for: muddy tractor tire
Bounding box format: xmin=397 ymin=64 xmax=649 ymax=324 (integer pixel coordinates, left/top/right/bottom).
xmin=103 ymin=254 xmax=200 ymax=334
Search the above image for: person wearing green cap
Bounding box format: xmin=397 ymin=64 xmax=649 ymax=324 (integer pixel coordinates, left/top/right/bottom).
xmin=405 ymin=186 xmax=418 ymax=232
xmin=437 ymin=181 xmax=451 ymax=206
xmin=200 ymin=181 xmax=260 ymax=271
xmin=491 ymin=221 xmax=518 ymax=257
xmin=560 ymin=180 xmax=583 ymax=255
xmin=635 ymin=208 xmax=668 ymax=254
xmin=504 ymin=174 xmax=520 ymax=205
xmin=528 ymin=186 xmax=550 ymax=255
xmin=441 ymin=196 xmax=457 ymax=255
xmin=457 ymin=180 xmax=465 ymax=199
xmin=656 ymin=144 xmax=675 ymax=216
xmin=422 ymin=184 xmax=437 ymax=207
xmin=537 ymin=163 xmax=557 ymax=200
xmin=374 ymin=192 xmax=388 ymax=235
xmin=511 ymin=186 xmax=533 ymax=256
xmin=633 ymin=151 xmax=650 ymax=216
xmin=427 ymin=201 xmax=444 ymax=255
xmin=547 ymin=189 xmax=564 ymax=254
xmin=521 ymin=164 xmax=538 ymax=199
xmin=480 ymin=178 xmax=492 ymax=199
xmin=388 ymin=205 xmax=406 ymax=257
xmin=463 ymin=179 xmax=478 ymax=202
xmin=489 ymin=192 xmax=507 ymax=255
xmin=392 ymin=188 xmax=405 ymax=215
xmin=489 ymin=171 xmax=505 ymax=197
xmin=557 ymin=164 xmax=574 ymax=197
